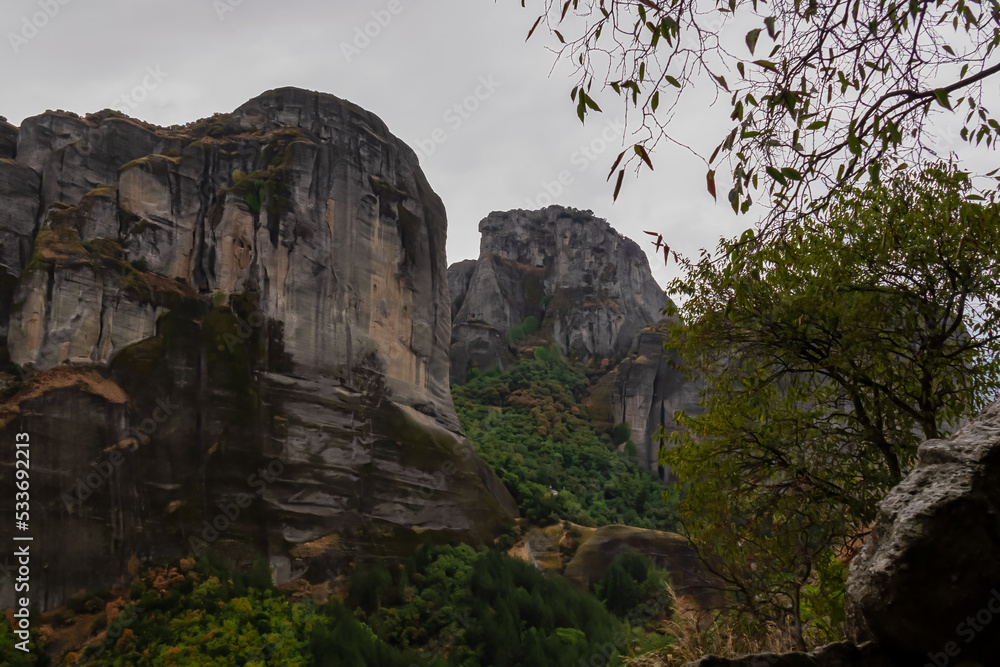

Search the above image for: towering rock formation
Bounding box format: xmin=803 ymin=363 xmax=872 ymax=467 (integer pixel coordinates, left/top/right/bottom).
xmin=0 ymin=87 xmax=516 ymax=610
xmin=449 ymin=206 xmax=667 ymax=383
xmin=449 ymin=207 xmax=700 ymax=476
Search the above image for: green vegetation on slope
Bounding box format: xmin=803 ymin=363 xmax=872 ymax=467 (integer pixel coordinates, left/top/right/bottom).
xmin=353 ymin=542 xmax=624 ymax=667
xmin=27 ymin=557 xmax=430 ymax=667
xmin=453 ymin=356 xmax=678 ymax=529
xmin=1 ymin=546 xmax=640 ymax=667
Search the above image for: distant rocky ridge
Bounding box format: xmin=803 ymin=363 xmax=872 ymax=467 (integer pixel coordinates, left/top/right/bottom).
xmin=0 ymin=87 xmax=516 ymax=610
xmin=448 ymin=206 xmax=668 ymax=382
xmin=449 ymin=206 xmax=700 ymax=476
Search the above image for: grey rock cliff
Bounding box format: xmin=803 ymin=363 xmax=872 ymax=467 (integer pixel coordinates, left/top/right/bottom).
xmin=593 ymin=322 xmax=703 ymax=477
xmin=0 ymin=119 xmax=17 ymax=160
xmin=448 ymin=205 xmax=667 ymax=384
xmin=0 ymin=88 xmax=516 ymax=610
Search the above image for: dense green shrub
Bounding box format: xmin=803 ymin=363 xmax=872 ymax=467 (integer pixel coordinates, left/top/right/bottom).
xmin=594 ymin=552 xmax=672 ymax=619
xmin=610 ymin=422 xmax=632 ymax=445
xmin=58 ymin=556 xmax=430 ymax=667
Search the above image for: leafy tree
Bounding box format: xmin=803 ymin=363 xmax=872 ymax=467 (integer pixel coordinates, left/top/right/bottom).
xmin=660 ymin=163 xmax=1000 ymax=646
xmin=54 ymin=556 xmax=435 ymax=667
xmin=518 ymin=0 xmax=1000 ymax=224
xmin=624 ymin=439 xmax=638 ymax=461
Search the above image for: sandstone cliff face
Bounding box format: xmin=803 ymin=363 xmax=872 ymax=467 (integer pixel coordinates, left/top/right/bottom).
xmin=448 ymin=206 xmax=667 ymax=384
xmin=0 ymin=88 xmax=515 ymax=610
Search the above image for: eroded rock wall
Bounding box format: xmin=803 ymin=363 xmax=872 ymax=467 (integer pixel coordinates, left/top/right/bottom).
xmin=594 ymin=322 xmax=703 ymax=477
xmin=845 ymin=398 xmax=1000 ymax=664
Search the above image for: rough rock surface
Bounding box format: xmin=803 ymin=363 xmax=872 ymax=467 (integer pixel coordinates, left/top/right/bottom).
xmin=0 ymin=154 xmax=39 ymax=344
xmin=844 ymin=398 xmax=1000 ymax=664
xmin=448 ymin=206 xmax=667 ymax=384
xmin=0 ymin=119 xmax=17 ymax=160
xmin=591 ymin=322 xmax=703 ymax=477
xmin=681 ymin=642 xmax=896 ymax=667
xmin=0 ymin=88 xmax=516 ymax=610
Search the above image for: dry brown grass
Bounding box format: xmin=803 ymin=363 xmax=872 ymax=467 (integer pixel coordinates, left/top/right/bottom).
xmin=625 ymin=588 xmax=801 ymax=667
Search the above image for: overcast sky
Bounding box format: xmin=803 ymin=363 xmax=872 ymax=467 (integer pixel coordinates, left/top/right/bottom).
xmin=2 ymin=0 xmax=996 ymax=289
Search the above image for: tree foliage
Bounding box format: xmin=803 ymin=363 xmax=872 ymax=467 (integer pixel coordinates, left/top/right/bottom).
xmin=594 ymin=552 xmax=672 ymax=618
xmin=50 ymin=556 xmax=433 ymax=667
xmin=519 ymin=0 xmax=1000 ymax=225
xmin=659 ymin=163 xmax=1000 ymax=646
xmin=453 ymin=357 xmax=679 ymax=528
xmin=358 ymin=543 xmax=623 ymax=666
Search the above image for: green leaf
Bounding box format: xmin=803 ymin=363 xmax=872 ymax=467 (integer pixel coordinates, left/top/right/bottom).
xmin=933 ymin=89 xmax=952 ymax=109
xmin=847 ymin=132 xmax=862 ymax=156
xmin=764 ymin=15 xmax=777 ymax=39
xmin=665 ymin=75 xmax=681 ymax=88
xmin=766 ymin=166 xmax=788 ymax=186
xmin=746 ymin=28 xmax=762 ymax=55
